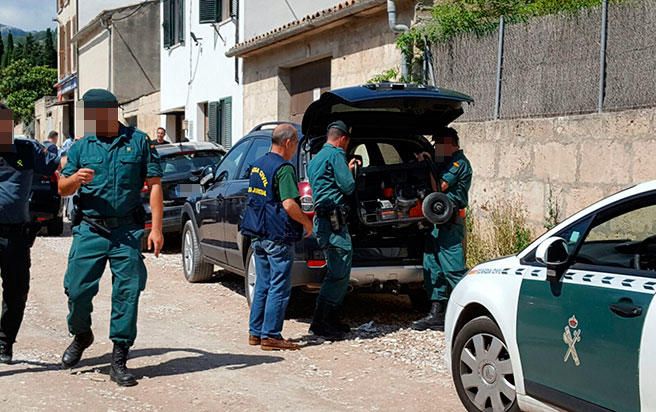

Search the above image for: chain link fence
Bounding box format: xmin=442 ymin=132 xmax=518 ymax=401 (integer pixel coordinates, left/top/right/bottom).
xmin=431 ymin=0 xmax=656 ymax=121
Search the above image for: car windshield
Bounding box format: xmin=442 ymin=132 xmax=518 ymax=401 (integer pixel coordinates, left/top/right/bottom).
xmin=161 ymin=151 xmax=223 ymax=175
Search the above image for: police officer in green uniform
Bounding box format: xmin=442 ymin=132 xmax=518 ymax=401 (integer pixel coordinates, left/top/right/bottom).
xmin=307 ymin=121 xmax=360 ymax=340
xmin=413 ymin=127 xmax=472 ymax=331
xmin=58 ymin=89 xmax=164 ymax=386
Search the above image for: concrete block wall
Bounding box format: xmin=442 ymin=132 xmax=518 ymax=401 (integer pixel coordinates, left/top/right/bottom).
xmin=456 ymin=107 xmax=656 ymax=230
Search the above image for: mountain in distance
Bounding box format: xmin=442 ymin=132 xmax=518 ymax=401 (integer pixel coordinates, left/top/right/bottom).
xmin=0 ymin=23 xmax=28 ymax=37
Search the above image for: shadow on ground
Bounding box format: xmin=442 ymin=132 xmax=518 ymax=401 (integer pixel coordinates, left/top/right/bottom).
xmin=0 ymin=347 xmax=282 ymax=379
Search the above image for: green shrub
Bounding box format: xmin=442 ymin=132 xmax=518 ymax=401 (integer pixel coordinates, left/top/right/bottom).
xmin=466 ymin=198 xmax=534 ymax=268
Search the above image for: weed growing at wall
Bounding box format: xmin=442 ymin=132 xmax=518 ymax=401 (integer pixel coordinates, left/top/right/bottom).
xmin=466 ymin=198 xmax=535 ymax=268
xmin=544 ymin=184 xmax=562 ymax=230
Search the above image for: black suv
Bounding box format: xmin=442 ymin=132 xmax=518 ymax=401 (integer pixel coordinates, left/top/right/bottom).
xmin=142 ymin=141 xmax=225 ymax=241
xmin=181 ymin=83 xmax=473 ymax=306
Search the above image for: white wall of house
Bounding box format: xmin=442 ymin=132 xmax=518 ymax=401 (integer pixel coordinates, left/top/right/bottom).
xmin=243 ymin=0 xmax=344 ymax=40
xmin=78 ymin=31 xmax=111 ymax=94
xmin=160 ymin=0 xmax=243 ymax=145
xmin=78 ymin=0 xmax=145 ymax=29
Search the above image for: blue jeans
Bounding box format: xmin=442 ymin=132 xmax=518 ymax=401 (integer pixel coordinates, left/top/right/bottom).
xmin=248 ymin=239 xmax=294 ymax=339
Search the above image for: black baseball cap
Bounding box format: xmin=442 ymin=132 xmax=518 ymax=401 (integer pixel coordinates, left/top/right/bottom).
xmin=82 ymin=89 xmax=119 ymax=109
xmin=327 ymin=120 xmax=351 ymax=137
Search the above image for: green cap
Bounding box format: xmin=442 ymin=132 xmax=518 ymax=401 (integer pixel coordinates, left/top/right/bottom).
xmin=327 ymin=120 xmax=351 ymax=137
xmin=82 ymin=89 xmax=119 ymax=109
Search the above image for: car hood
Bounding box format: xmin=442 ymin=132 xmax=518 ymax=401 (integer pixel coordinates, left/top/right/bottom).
xmin=301 ymin=83 xmax=474 ymax=140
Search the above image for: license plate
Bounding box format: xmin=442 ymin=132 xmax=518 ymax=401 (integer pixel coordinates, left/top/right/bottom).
xmin=173 ymin=184 xmax=201 ymax=198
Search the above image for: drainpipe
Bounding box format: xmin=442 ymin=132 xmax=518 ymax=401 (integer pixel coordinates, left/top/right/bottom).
xmin=387 ymin=0 xmax=410 ymax=80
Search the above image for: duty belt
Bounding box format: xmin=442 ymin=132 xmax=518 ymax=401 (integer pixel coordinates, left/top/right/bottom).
xmin=84 ymin=215 xmax=137 ymax=229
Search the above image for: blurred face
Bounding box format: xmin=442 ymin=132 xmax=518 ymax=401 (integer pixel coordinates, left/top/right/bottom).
xmin=83 ymin=107 xmax=119 ymax=138
xmin=157 ymin=128 xmax=166 ymax=141
xmin=49 ymin=134 xmax=59 ymax=144
xmin=0 ymin=108 xmax=14 ymax=152
xmin=434 ymin=136 xmax=458 ymax=161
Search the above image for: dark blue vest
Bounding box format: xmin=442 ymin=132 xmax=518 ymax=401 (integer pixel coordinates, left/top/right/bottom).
xmin=240 ymin=152 xmax=303 ymax=244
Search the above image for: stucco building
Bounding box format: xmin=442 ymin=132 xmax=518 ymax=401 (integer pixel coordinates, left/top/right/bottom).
xmin=159 ymin=0 xmax=243 ymax=146
xmin=227 ymin=0 xmax=414 ymax=131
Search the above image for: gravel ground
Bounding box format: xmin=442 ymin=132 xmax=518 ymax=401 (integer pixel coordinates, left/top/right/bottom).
xmin=0 ymin=228 xmax=463 ymax=411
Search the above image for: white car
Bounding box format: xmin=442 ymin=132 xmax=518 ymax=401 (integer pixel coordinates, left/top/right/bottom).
xmin=446 ymin=182 xmax=656 ymax=412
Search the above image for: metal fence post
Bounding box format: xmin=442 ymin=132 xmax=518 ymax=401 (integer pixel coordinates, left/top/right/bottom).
xmin=494 ymin=15 xmax=505 ymax=120
xmin=598 ymin=0 xmax=609 ymax=112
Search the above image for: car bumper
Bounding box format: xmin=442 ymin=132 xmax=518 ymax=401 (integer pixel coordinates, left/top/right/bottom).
xmin=290 ymin=263 xmax=423 ymax=288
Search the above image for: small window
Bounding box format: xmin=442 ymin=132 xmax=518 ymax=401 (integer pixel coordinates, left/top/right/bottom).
xmin=353 ymin=144 xmax=370 ymax=167
xmin=199 ymin=0 xmax=234 ymax=24
xmin=163 ymin=0 xmax=185 ymax=48
xmin=378 ymin=143 xmax=402 ymax=165
xmin=208 ymin=97 xmax=232 ymax=149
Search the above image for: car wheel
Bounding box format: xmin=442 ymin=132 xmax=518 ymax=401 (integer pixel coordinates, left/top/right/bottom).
xmin=244 ymin=246 xmax=256 ymax=306
xmin=47 ymin=216 xmax=64 ymax=237
xmin=452 ymin=316 xmax=518 ymax=412
xmin=182 ymin=221 xmax=214 ymax=283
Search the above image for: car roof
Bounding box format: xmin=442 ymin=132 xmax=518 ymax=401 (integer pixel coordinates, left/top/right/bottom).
xmin=155 ymin=141 xmax=226 ymax=156
xmin=518 ymin=180 xmax=656 ymax=259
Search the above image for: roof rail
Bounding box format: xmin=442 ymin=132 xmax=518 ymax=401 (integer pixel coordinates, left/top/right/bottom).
xmin=249 ymin=121 xmax=301 ymax=133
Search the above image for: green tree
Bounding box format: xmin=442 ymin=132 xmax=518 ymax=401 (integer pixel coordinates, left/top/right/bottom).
xmin=23 ymin=34 xmax=37 ymax=66
xmin=0 ymin=36 xmax=4 ymax=69
xmin=0 ymin=59 xmax=57 ymax=124
xmin=44 ymin=28 xmax=57 ymax=68
xmin=2 ymin=33 xmax=14 ymax=67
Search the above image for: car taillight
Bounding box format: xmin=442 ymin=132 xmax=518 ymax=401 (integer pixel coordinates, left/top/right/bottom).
xmin=307 ymin=259 xmax=326 ymax=268
xmin=298 ymin=181 xmax=314 ymax=216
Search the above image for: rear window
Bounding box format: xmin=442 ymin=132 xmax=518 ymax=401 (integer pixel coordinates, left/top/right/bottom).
xmin=161 ymin=151 xmax=223 ymax=175
xmin=351 ymin=141 xmax=415 ymax=167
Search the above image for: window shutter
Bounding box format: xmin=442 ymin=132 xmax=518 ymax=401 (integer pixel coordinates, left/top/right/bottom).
xmin=230 ymin=0 xmax=238 ymax=18
xmin=163 ymin=0 xmax=172 ymax=48
xmin=199 ymin=0 xmax=219 ymax=24
xmin=177 ymin=0 xmax=185 ymax=43
xmin=220 ymin=97 xmax=232 ymax=149
xmin=208 ymin=101 xmax=220 ymax=144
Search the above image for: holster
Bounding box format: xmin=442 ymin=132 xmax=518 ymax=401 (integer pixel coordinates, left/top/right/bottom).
xmin=329 ymin=206 xmax=349 ymax=232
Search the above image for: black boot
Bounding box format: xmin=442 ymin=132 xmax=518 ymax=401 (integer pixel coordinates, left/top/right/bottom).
xmin=411 ymin=301 xmax=445 ymax=331
xmin=309 ymin=301 xmax=345 ymax=341
xmin=0 ymin=342 xmax=13 ymax=364
xmin=110 ymin=343 xmax=137 ymax=387
xmin=61 ymin=330 xmax=94 ymax=368
xmin=326 ymin=305 xmax=351 ymax=334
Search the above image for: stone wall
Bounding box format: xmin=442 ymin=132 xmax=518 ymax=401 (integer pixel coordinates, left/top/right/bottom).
xmin=456 ymin=107 xmax=656 ymax=231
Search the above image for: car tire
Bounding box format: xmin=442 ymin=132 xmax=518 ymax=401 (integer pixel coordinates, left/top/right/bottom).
xmin=244 ymin=246 xmax=256 ymax=306
xmin=452 ymin=316 xmax=519 ymax=412
xmin=47 ymin=217 xmax=64 ymax=237
xmin=182 ymin=221 xmax=214 ymax=283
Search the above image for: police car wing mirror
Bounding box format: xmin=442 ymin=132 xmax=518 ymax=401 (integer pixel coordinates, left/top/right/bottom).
xmin=536 ymin=237 xmax=570 ymax=277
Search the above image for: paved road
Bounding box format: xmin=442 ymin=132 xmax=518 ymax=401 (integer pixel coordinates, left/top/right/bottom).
xmin=0 ymin=232 xmax=463 ymax=411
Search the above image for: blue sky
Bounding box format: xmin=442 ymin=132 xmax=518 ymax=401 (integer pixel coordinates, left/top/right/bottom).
xmin=0 ymin=0 xmax=56 ymax=31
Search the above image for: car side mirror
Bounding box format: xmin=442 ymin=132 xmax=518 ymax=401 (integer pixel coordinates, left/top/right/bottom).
xmin=199 ymin=166 xmax=214 ymax=188
xmin=536 ymin=237 xmax=570 ymax=278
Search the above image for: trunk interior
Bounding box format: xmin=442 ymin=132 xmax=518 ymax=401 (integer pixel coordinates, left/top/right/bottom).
xmin=346 ymin=136 xmax=434 ymax=266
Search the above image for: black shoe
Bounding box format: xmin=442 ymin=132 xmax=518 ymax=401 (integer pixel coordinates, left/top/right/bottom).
xmin=326 ymin=305 xmax=351 ymax=333
xmin=110 ymin=343 xmax=137 ymax=387
xmin=61 ymin=330 xmax=94 ymax=369
xmin=0 ymin=343 xmax=13 ymax=364
xmin=309 ymin=301 xmax=346 ymax=341
xmin=411 ymin=301 xmax=445 ymax=331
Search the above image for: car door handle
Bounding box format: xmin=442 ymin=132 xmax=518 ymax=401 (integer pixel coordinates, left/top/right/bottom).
xmin=609 ymin=301 xmax=643 ymax=318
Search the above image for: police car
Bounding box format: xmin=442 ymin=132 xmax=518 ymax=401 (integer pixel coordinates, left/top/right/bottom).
xmin=446 ymin=182 xmax=656 ymax=412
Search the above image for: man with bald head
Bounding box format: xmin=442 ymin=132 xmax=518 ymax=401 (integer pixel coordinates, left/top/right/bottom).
xmin=240 ymin=123 xmax=313 ymax=351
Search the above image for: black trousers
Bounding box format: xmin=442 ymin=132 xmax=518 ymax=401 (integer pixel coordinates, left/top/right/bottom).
xmin=0 ymin=230 xmax=31 ymax=345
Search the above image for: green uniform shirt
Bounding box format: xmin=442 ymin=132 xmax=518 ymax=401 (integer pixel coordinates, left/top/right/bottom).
xmin=308 ymin=143 xmax=354 ymax=210
xmin=275 ymin=164 xmax=299 ymax=201
xmin=62 ymin=125 xmax=163 ymax=218
xmin=440 ymin=149 xmax=472 ymax=209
